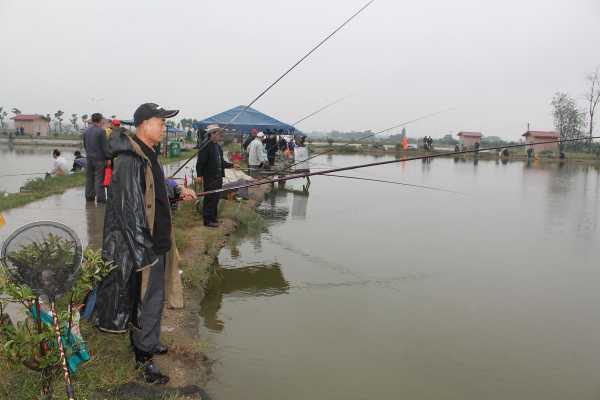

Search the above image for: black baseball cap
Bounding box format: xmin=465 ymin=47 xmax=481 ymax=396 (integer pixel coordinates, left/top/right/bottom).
xmin=133 ymin=103 xmax=179 ymax=127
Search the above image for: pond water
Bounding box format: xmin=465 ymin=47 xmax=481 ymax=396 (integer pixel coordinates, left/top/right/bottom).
xmin=202 ymin=154 xmax=600 ymax=400
xmin=0 ymin=144 xmax=82 ymax=193
xmin=0 ymin=143 xmax=195 ymax=194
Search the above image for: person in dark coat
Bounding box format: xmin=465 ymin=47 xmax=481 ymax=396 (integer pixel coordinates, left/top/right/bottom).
xmin=97 ymin=102 xmax=180 ymax=384
xmin=196 ymin=124 xmax=233 ymax=227
xmin=265 ymin=134 xmax=278 ymax=166
xmin=83 ymin=113 xmax=109 ymax=202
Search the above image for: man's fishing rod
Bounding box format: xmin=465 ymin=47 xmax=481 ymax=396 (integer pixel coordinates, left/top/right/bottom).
xmin=0 ymin=172 xmax=46 ymax=178
xmin=291 ymin=95 xmax=351 ymax=127
xmin=277 ymin=107 xmax=453 ymax=174
xmin=322 ymin=173 xmax=461 ymax=194
xmin=229 ymin=166 xmax=457 ymax=193
xmin=170 ymin=0 xmax=376 ymax=178
xmin=196 ymin=136 xmax=600 ymax=197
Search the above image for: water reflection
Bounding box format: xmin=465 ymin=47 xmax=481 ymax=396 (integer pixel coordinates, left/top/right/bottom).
xmin=85 ymin=202 xmax=105 ymax=249
xmin=291 ymin=190 xmax=309 ymax=220
xmin=0 ymin=144 xmax=80 ymax=193
xmin=200 ymin=263 xmax=289 ymax=332
xmin=258 ymin=185 xmax=311 ymax=222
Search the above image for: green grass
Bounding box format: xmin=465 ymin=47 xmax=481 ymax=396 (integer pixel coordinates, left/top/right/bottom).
xmin=219 ymin=199 xmax=266 ymax=232
xmin=0 ymin=173 xmax=87 ymax=211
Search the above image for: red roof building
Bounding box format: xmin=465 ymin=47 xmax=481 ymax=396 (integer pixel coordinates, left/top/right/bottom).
xmin=457 ymin=131 xmax=482 ymax=149
xmin=10 ymin=114 xmax=50 ymax=136
xmin=522 ymin=130 xmax=559 ymax=154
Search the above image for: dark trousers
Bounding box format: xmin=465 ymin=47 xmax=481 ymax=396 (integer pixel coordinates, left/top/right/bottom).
xmin=85 ymin=158 xmax=106 ymax=202
xmin=203 ymin=175 xmax=223 ymax=224
xmin=131 ymin=255 xmax=165 ymax=353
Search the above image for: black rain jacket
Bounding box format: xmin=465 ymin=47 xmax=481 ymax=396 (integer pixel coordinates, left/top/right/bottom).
xmin=95 ymin=128 xmax=158 ymax=332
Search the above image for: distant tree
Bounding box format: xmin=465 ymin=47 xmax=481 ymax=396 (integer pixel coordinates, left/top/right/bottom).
xmin=54 ymin=110 xmax=64 ymax=133
xmin=0 ymin=107 xmax=7 ymax=128
xmin=438 ymin=134 xmax=458 ymax=145
xmin=70 ymin=113 xmax=79 ymax=131
xmin=11 ymin=108 xmax=21 ymax=116
xmin=81 ymin=114 xmax=89 ymax=128
xmin=585 ymin=67 xmax=600 ymax=141
xmin=110 ymin=115 xmax=116 ymax=119
xmin=326 ymin=137 xmax=334 ymax=146
xmin=166 ymin=120 xmax=175 ymax=128
xmin=400 ymin=127 xmax=407 ymax=139
xmin=551 ymin=92 xmax=586 ymax=150
xmin=46 ymin=114 xmax=52 ymax=133
xmin=177 ymin=122 xmax=182 ymax=129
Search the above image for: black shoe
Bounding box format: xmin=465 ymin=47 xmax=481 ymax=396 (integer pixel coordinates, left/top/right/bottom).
xmin=136 ymin=359 xmax=170 ymax=385
xmin=152 ymin=344 xmax=168 ymax=355
xmin=204 ymin=221 xmax=219 ymax=228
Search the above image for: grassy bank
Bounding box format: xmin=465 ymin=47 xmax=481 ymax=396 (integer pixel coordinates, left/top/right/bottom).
xmin=1 ymin=186 xmax=268 ymax=399
xmin=0 ymin=151 xmax=194 ymax=212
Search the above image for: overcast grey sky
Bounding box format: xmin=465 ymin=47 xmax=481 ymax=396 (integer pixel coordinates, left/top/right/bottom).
xmin=2 ymin=0 xmax=599 ymax=140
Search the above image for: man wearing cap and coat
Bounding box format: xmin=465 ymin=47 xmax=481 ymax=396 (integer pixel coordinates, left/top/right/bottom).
xmin=96 ymin=103 xmax=183 ymax=384
xmin=196 ymin=124 xmax=233 ymax=227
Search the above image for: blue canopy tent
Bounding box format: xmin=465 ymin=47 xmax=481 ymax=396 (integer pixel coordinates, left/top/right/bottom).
xmin=193 ymin=106 xmax=296 ymax=134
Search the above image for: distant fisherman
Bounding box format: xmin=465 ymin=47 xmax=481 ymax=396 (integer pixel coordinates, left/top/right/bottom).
xmin=47 ymin=148 xmax=69 ymax=177
xmin=196 ymin=124 xmax=234 ymax=227
xmin=248 ymin=131 xmax=268 ymax=174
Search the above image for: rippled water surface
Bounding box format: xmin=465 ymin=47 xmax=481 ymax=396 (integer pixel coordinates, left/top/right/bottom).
xmin=202 ymin=154 xmax=600 ymax=400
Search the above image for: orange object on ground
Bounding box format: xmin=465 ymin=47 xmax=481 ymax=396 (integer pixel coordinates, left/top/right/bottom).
xmin=402 ymin=136 xmax=409 ymax=150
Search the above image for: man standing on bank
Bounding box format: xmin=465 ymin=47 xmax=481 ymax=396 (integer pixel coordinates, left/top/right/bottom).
xmin=98 ymin=103 xmax=179 ymax=384
xmin=196 ymin=124 xmax=233 ymax=228
xmin=83 ymin=113 xmax=110 ymax=202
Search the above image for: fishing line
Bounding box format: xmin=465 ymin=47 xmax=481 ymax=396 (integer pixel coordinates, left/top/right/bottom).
xmin=322 ymin=173 xmax=462 ymax=194
xmin=0 ymin=172 xmax=46 ymax=178
xmin=291 ymin=95 xmax=352 ymax=126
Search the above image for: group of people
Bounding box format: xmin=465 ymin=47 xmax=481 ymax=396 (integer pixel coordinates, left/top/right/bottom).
xmin=45 ymin=113 xmax=124 ymax=206
xmin=243 ymin=128 xmax=307 ymax=173
xmin=82 ymin=113 xmax=125 ymax=203
xmin=423 ymin=136 xmax=434 ymax=151
xmin=91 ymin=105 xmax=313 ymax=385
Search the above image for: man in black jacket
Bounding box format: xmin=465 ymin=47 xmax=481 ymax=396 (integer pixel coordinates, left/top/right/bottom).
xmin=196 ymin=124 xmax=233 ymax=227
xmin=98 ymin=102 xmax=179 ymax=384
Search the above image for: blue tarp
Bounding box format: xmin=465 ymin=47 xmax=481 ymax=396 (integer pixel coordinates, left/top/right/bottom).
xmin=193 ymin=106 xmax=295 ymax=134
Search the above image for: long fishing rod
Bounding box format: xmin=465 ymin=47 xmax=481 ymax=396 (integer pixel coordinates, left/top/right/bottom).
xmin=322 ymin=173 xmax=462 ymax=194
xmin=230 ymin=166 xmax=457 ymax=193
xmin=196 ymin=136 xmax=600 ymax=197
xmin=277 ymin=107 xmax=453 ymax=174
xmin=170 ymin=0 xmax=376 ymax=178
xmin=291 ymin=95 xmax=351 ymax=126
xmin=0 ymin=172 xmax=46 ymax=178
